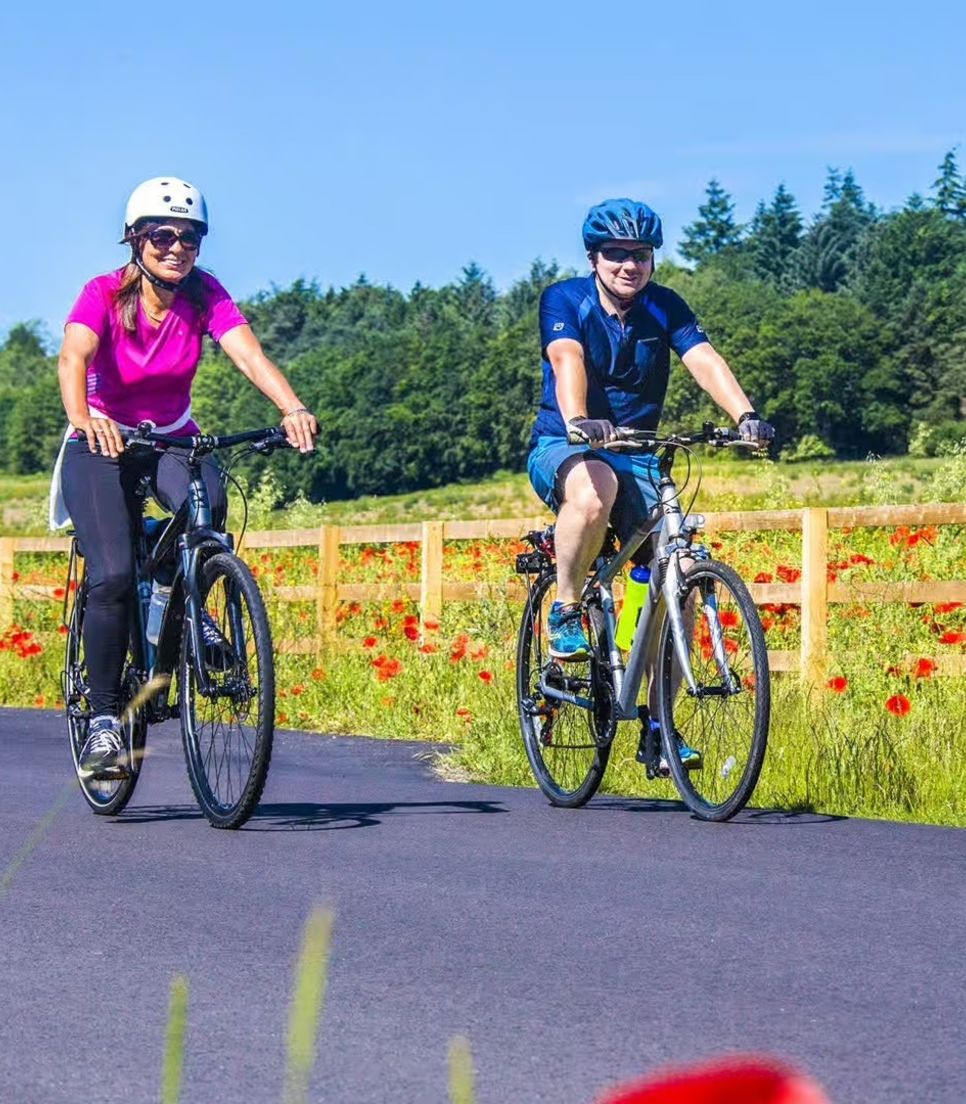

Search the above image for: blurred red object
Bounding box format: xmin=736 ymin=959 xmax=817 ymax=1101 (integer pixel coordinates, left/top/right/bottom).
xmin=598 ymin=1055 xmax=829 ymax=1104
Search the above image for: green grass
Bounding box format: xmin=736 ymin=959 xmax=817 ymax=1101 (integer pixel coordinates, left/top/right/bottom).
xmin=0 ymin=454 xmax=951 ymax=536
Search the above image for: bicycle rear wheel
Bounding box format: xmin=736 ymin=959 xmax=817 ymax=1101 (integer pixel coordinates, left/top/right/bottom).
xmin=63 ymin=578 xmax=147 ymax=816
xmin=516 ymin=571 xmax=614 ymax=807
xmin=180 ymin=552 xmax=275 ymax=828
xmin=657 ymin=560 xmax=769 ymax=821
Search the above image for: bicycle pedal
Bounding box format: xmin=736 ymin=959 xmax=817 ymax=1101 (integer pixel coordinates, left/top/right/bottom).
xmin=89 ymin=764 xmax=130 ymax=781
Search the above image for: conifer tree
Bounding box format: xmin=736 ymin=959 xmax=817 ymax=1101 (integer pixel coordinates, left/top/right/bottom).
xmin=931 ymin=149 xmax=966 ymax=218
xmin=748 ymin=184 xmax=803 ymax=289
xmin=679 ymin=179 xmax=743 ymax=264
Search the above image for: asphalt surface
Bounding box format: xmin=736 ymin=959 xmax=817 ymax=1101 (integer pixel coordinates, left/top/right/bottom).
xmin=0 ymin=707 xmax=963 ymax=1103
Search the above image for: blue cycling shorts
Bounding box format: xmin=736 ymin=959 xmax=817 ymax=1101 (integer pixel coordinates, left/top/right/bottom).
xmin=527 ymin=435 xmax=662 ymax=546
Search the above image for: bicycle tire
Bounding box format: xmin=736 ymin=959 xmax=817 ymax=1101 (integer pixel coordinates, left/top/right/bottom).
xmin=657 ymin=559 xmax=770 ymax=821
xmin=516 ymin=570 xmax=614 ymax=807
xmin=179 ymin=552 xmax=275 ymax=829
xmin=63 ymin=578 xmax=147 ymax=816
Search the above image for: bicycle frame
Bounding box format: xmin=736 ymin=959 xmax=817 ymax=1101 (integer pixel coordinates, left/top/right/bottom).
xmin=535 ymin=445 xmax=728 ymax=723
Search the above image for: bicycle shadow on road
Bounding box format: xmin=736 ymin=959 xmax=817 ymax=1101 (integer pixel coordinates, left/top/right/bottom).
xmin=586 ymin=798 xmax=847 ymax=826
xmin=114 ymin=799 xmax=507 ymax=831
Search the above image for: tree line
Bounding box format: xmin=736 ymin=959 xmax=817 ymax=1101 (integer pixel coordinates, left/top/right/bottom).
xmin=3 ymin=150 xmax=965 ymax=502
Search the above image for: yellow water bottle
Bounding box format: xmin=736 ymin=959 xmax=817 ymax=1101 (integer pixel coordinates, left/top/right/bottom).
xmin=615 ymin=565 xmax=651 ymax=651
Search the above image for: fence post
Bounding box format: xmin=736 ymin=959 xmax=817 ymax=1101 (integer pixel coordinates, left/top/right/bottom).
xmin=800 ymin=507 xmax=828 ymax=692
xmin=0 ymin=538 xmax=13 ymax=627
xmin=315 ymin=525 xmax=340 ymax=658
xmin=420 ymin=521 xmax=444 ymax=633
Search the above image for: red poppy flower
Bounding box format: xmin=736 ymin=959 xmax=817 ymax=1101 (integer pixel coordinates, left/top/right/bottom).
xmin=886 ymin=694 xmax=911 ymax=717
xmin=934 ymin=601 xmax=964 ymax=614
xmin=391 ymin=599 xmax=406 ymax=613
xmin=598 ymin=1055 xmax=830 ymax=1104
xmin=849 ymin=553 xmax=875 ymax=566
xmin=938 ymin=631 xmax=966 ymax=645
xmin=311 ymin=667 xmax=326 ymax=681
xmin=423 ymin=618 xmax=440 ymax=632
xmin=403 ymin=624 xmax=419 ymax=641
xmin=754 ymin=572 xmax=774 ymax=584
xmin=827 ymin=676 xmax=848 ymax=692
xmin=376 ymin=658 xmax=403 ymax=681
xmin=776 ymin=565 xmax=801 ymax=584
xmin=914 ymin=658 xmax=937 ymax=679
xmin=363 ymin=636 xmax=378 ymax=648
xmin=478 ymin=670 xmax=494 ymax=684
xmin=419 ymin=643 xmax=438 ymax=654
xmin=719 ymin=610 xmax=739 ymax=628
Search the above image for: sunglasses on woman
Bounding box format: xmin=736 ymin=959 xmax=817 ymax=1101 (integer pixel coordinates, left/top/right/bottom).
xmin=599 ymin=245 xmax=653 ymax=263
xmin=144 ymin=226 xmax=203 ymax=252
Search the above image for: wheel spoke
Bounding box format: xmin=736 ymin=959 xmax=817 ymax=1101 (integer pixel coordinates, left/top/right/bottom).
xmin=660 ymin=561 xmax=769 ymax=820
xmin=517 ymin=573 xmax=611 ymax=806
xmin=181 ymin=554 xmax=274 ymax=828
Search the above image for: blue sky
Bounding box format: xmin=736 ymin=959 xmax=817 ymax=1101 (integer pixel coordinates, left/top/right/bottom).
xmin=2 ymin=0 xmax=964 ymax=341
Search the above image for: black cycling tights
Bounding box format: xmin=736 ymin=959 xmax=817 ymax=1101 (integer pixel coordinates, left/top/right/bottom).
xmin=61 ymin=440 xmax=227 ymax=716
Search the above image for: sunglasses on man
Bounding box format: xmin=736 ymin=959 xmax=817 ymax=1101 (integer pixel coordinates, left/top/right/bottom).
xmin=144 ymin=226 xmax=204 ymax=252
xmin=599 ymin=245 xmax=653 ymax=264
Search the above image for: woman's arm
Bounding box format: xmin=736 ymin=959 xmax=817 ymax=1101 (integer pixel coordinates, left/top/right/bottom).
xmin=219 ymin=325 xmax=318 ymax=452
xmin=58 ymin=323 xmax=126 ymax=456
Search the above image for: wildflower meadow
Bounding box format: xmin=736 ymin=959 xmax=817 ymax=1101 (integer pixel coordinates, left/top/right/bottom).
xmin=2 ymin=493 xmax=965 ymax=828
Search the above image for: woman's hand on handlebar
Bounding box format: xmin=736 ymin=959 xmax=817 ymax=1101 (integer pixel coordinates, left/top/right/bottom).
xmin=78 ymin=413 xmax=125 ymax=458
xmin=280 ymin=407 xmax=318 ymax=453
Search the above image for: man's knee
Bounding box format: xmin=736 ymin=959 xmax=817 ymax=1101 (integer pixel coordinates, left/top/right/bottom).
xmin=560 ymin=459 xmax=618 ymax=521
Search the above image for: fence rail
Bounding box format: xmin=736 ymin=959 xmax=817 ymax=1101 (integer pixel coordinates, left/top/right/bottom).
xmin=3 ymin=502 xmax=966 ymax=689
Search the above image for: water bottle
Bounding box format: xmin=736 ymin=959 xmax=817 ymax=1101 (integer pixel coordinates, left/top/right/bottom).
xmin=146 ymin=581 xmax=172 ymax=645
xmin=615 ymin=565 xmax=651 ymax=651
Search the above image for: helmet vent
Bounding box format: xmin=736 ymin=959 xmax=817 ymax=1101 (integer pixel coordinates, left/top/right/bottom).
xmin=162 ymin=195 xmax=171 ymax=202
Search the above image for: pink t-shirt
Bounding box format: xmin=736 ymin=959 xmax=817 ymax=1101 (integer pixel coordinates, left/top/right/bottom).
xmin=65 ymin=267 xmax=248 ymax=432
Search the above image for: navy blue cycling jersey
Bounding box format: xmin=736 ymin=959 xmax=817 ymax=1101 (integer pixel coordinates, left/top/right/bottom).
xmin=530 ymin=274 xmax=710 ymax=445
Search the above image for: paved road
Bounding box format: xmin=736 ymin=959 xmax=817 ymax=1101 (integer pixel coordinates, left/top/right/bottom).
xmin=0 ymin=707 xmax=963 ymax=1103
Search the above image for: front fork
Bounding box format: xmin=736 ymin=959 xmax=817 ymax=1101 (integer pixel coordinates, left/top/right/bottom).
xmin=662 ymin=555 xmax=737 ymax=696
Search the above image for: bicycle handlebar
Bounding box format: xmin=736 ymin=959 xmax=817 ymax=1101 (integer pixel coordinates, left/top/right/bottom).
xmin=122 ymin=423 xmax=291 ymax=454
xmin=566 ymin=422 xmax=754 ymax=450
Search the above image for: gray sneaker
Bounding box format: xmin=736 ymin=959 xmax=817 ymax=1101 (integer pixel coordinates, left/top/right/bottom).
xmin=78 ymin=715 xmax=127 ymax=779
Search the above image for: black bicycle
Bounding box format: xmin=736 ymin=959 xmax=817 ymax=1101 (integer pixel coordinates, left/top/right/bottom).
xmin=515 ymin=424 xmax=770 ymax=821
xmin=62 ymin=424 xmax=291 ymax=828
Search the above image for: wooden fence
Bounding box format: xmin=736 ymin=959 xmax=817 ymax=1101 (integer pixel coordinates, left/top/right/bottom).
xmin=2 ymin=502 xmax=966 ymax=691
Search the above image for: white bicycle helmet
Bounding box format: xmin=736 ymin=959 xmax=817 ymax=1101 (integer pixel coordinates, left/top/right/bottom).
xmin=121 ymin=176 xmax=208 ymax=240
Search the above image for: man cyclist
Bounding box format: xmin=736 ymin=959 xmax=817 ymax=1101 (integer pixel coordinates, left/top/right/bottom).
xmin=527 ymin=198 xmax=774 ymax=766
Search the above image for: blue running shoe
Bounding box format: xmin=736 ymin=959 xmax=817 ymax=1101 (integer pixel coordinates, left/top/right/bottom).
xmin=547 ymin=601 xmax=590 ymax=661
xmin=645 ymin=719 xmax=703 ymax=773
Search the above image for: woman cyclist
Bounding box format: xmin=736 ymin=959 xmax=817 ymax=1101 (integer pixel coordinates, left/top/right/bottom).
xmin=54 ymin=176 xmax=318 ymax=779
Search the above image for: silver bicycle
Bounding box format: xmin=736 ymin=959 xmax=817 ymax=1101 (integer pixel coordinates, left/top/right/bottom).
xmin=515 ymin=423 xmax=770 ymax=821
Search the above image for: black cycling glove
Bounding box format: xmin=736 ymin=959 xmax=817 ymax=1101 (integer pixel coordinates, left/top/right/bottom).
xmin=737 ymin=411 xmax=776 ymax=449
xmin=567 ymin=417 xmax=617 ymax=447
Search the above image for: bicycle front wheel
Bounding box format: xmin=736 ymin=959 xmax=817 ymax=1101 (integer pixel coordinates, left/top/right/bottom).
xmin=516 ymin=571 xmax=614 ymax=807
xmin=180 ymin=553 xmax=275 ymax=829
xmin=657 ymin=560 xmax=770 ymax=821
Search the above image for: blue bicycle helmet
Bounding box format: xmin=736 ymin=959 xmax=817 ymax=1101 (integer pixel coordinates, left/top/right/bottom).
xmin=582 ymin=198 xmax=664 ymax=251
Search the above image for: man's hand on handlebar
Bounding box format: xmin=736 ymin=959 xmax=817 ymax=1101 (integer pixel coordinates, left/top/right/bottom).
xmin=736 ymin=411 xmax=776 ymax=451
xmin=566 ymin=417 xmax=618 ymax=447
